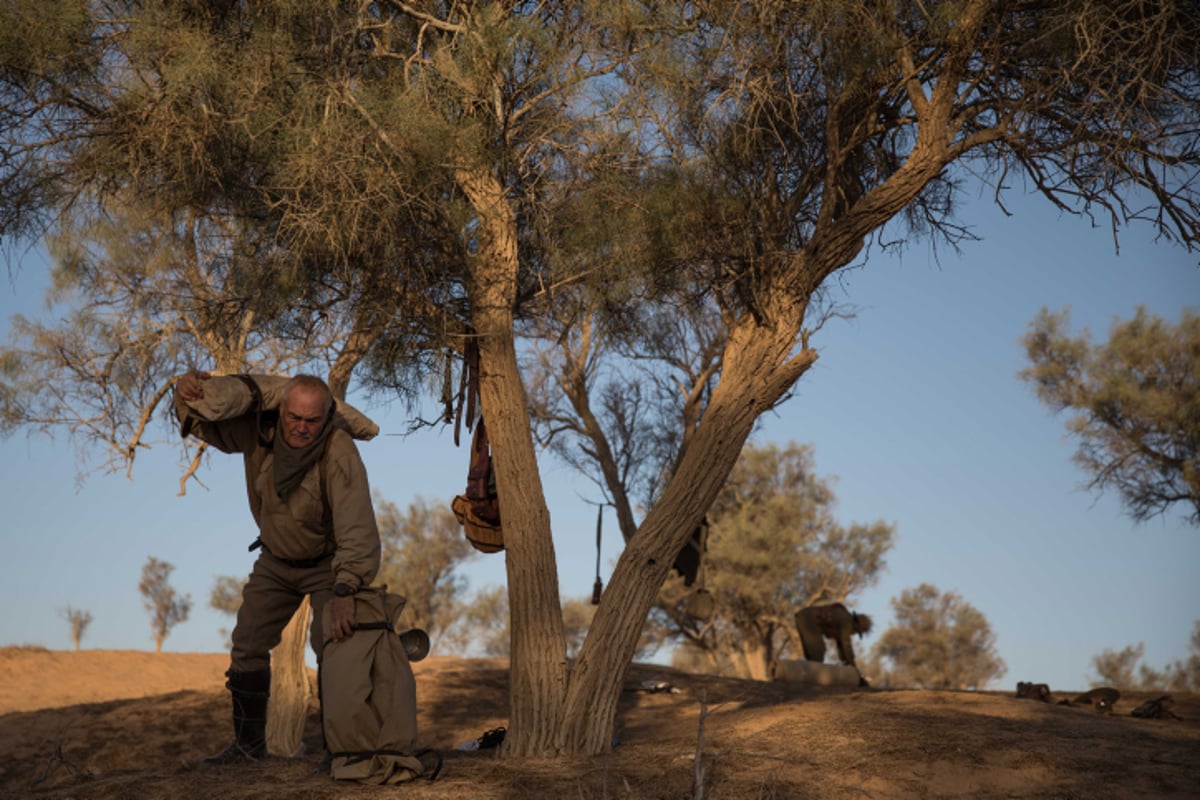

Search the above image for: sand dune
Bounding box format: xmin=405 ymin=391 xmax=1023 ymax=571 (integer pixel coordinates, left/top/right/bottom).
xmin=1 ymin=646 xmax=1196 ymax=799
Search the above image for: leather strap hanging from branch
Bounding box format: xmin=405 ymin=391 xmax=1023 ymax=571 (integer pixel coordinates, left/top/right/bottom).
xmin=592 ymin=504 xmax=605 ymax=605
xmin=453 ymin=334 xmax=480 ymax=447
xmin=441 ymin=349 xmax=454 ymax=424
xmin=449 ymin=332 xmax=503 ymax=553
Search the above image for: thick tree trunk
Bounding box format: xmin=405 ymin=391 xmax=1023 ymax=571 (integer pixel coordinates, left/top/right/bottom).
xmin=457 ymin=164 xmax=569 ymax=756
xmin=267 ymin=598 xmax=312 ymax=757
xmin=452 ymin=210 xmax=824 ymax=754
xmin=557 ymin=315 xmax=818 ymax=753
xmin=456 ymin=170 xmax=836 ymax=756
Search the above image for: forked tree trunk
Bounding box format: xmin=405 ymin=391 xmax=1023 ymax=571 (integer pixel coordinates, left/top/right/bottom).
xmin=457 ymin=163 xmax=824 ymax=756
xmin=267 ymin=598 xmax=312 ymax=757
xmin=557 ymin=314 xmax=818 ymax=754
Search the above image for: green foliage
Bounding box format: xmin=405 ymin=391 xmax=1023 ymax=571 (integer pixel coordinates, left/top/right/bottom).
xmin=1021 ymin=307 xmax=1200 ymax=525
xmin=138 ymin=556 xmax=192 ymax=653
xmin=0 ymin=0 xmax=93 ymax=77
xmin=649 ymin=441 xmax=895 ymax=678
xmin=869 ymin=583 xmax=1005 ymax=690
xmin=3 ymin=0 xmax=1200 ymax=757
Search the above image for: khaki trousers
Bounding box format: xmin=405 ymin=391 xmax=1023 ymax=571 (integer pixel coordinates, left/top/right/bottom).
xmin=230 ymin=551 xmax=336 ymax=673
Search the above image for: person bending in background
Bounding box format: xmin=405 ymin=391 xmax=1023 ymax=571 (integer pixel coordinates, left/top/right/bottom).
xmin=794 ymin=602 xmax=873 ymax=682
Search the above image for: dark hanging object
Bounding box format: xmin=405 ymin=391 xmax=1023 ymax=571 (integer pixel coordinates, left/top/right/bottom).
xmin=441 ymin=349 xmax=454 ymax=424
xmin=592 ymin=504 xmax=604 ymax=605
xmin=672 ymin=516 xmax=709 ymax=587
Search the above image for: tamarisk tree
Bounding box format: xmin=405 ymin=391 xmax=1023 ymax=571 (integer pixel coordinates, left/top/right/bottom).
xmin=2 ymin=1 xmax=1198 ymax=756
xmin=1021 ymin=308 xmax=1200 ymax=525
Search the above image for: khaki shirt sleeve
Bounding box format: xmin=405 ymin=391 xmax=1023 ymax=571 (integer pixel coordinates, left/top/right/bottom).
xmin=325 ymin=432 xmax=382 ymax=590
xmin=173 ymin=389 xmax=259 ymax=454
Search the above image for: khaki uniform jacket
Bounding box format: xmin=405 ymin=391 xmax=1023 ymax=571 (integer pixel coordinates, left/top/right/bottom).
xmin=176 ymin=400 xmax=381 ymax=591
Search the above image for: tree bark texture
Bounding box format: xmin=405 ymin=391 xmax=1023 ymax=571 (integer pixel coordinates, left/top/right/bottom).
xmin=453 ymin=32 xmax=964 ymax=749
xmin=267 ymin=598 xmax=311 ymax=757
xmin=456 ymin=164 xmax=570 ymax=756
xmin=557 ymin=314 xmax=818 ymax=753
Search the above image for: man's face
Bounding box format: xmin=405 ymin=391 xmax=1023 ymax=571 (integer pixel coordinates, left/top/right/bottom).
xmin=280 ymin=387 xmax=329 ymax=448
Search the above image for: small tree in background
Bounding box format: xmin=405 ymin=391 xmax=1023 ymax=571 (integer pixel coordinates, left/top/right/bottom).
xmin=1090 ymin=621 xmax=1200 ymax=692
xmin=459 ymin=586 xmax=510 ymax=658
xmin=869 ymin=584 xmax=1006 ymax=690
xmin=1090 ymin=644 xmax=1149 ymax=690
xmin=562 ymin=597 xmax=598 ymax=661
xmin=59 ymin=605 xmax=92 ymax=651
xmin=373 ymin=495 xmax=478 ymax=653
xmin=451 ymin=589 xmax=601 ymax=661
xmin=139 ymin=557 xmax=192 ymax=653
xmin=1020 ymin=307 xmax=1200 ymax=526
xmin=647 ymin=442 xmax=894 ymax=679
xmin=1180 ymin=621 xmax=1200 ymax=692
xmin=209 ymin=574 xmax=245 ymax=649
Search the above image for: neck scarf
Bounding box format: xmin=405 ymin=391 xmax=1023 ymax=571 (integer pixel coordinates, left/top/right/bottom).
xmin=272 ymin=412 xmax=335 ymax=498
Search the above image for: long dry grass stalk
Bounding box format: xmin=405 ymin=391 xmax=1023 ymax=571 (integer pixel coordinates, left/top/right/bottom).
xmin=692 ymin=689 xmax=709 ymax=800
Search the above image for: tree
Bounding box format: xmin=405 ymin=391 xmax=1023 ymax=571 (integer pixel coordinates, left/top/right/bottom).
xmin=870 ymin=584 xmax=1006 ymax=690
xmin=459 ymin=586 xmax=511 ymax=659
xmin=138 ymin=556 xmax=192 ymax=653
xmin=1178 ymin=621 xmax=1200 ymax=692
xmin=374 ymin=495 xmax=478 ymax=651
xmin=209 ymin=575 xmax=243 ymax=617
xmin=0 ymin=0 xmax=455 ymax=752
xmin=1089 ymin=643 xmax=1144 ymax=689
xmin=561 ymin=597 xmax=598 ymax=661
xmin=451 ymin=589 xmax=597 ymax=661
xmin=3 ymin=0 xmax=1198 ymax=757
xmin=1090 ymin=621 xmax=1200 ymax=692
xmin=1020 ymin=308 xmax=1200 ymax=525
xmin=645 ymin=442 xmax=894 ymax=679
xmin=209 ymin=574 xmax=244 ymax=647
xmin=59 ymin=605 xmax=92 ymax=651
xmin=501 ymin=0 xmax=1200 ymax=753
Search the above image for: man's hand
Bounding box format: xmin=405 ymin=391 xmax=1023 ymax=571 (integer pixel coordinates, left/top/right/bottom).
xmin=330 ymin=595 xmax=356 ymax=643
xmin=176 ymin=370 xmax=211 ymax=402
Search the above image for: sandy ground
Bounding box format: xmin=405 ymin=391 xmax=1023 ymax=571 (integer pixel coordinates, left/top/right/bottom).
xmin=1 ymin=646 xmax=1197 ymax=799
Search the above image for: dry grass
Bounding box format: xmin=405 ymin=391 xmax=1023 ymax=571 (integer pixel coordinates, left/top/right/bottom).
xmin=1 ymin=648 xmax=1197 ymax=799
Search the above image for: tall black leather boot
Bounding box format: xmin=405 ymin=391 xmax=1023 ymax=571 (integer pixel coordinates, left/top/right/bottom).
xmin=204 ymin=668 xmax=271 ymax=765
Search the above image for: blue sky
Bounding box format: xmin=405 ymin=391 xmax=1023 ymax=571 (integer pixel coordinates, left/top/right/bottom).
xmin=1 ymin=191 xmax=1197 ymax=693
